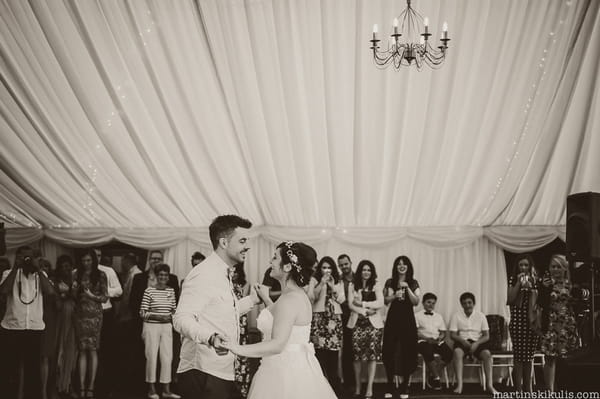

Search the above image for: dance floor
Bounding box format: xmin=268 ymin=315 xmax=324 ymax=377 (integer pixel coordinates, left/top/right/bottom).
xmin=111 ymin=383 xmax=496 ymax=398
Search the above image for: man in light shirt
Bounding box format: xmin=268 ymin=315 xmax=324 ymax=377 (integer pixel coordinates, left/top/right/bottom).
xmin=94 ymin=248 xmax=123 ymax=399
xmin=0 ymin=246 xmax=55 ymax=399
xmin=174 ymin=215 xmax=260 ymax=399
xmin=449 ymin=292 xmax=496 ymax=395
xmin=414 ymin=292 xmax=452 ymax=390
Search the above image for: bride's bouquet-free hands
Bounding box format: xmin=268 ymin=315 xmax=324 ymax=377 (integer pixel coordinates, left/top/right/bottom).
xmin=220 ymin=335 xmax=241 ymax=356
xmin=254 ymin=283 xmax=272 ymax=306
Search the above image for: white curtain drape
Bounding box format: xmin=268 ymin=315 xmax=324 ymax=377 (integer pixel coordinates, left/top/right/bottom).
xmin=1 ymin=0 xmax=599 ymax=229
xmin=3 ymin=224 xmax=568 ymax=320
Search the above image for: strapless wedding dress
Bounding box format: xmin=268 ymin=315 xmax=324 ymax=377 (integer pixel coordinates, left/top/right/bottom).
xmin=247 ymin=308 xmax=337 ymax=399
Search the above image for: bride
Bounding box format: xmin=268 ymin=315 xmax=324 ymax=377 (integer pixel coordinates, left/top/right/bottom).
xmin=221 ymin=241 xmax=338 ymax=399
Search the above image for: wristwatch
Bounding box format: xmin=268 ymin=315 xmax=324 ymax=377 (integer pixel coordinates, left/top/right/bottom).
xmin=208 ymin=332 xmax=218 ymax=347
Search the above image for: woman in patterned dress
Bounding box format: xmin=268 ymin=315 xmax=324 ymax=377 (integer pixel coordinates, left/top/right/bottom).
xmin=232 ymin=262 xmax=252 ymax=398
xmin=382 ymin=256 xmax=420 ymax=399
xmin=347 ymin=260 xmax=384 ymax=399
xmin=308 ymin=256 xmax=346 ymax=394
xmin=73 ymin=249 xmax=108 ymax=398
xmin=507 ymin=254 xmax=539 ymax=392
xmin=539 ymin=254 xmax=578 ymax=392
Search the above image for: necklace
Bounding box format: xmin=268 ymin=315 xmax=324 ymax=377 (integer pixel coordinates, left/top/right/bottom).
xmin=18 ymin=269 xmax=39 ymax=305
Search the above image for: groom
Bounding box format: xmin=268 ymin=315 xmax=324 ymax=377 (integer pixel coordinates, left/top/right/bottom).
xmin=174 ymin=215 xmax=260 ymax=399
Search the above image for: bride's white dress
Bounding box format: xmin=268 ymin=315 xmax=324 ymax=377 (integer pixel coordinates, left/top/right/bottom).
xmin=247 ymin=308 xmax=338 ymax=399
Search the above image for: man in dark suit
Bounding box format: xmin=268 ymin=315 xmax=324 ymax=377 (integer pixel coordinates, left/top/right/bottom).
xmin=129 ymin=250 xmax=180 ymax=394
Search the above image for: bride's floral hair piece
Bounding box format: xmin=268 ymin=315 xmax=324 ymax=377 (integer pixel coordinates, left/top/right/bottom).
xmin=285 ymin=241 xmax=301 ymax=274
xmin=276 ymin=241 xmax=317 ymax=287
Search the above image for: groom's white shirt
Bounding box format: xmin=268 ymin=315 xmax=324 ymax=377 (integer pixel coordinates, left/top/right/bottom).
xmin=174 ymin=252 xmax=254 ymax=380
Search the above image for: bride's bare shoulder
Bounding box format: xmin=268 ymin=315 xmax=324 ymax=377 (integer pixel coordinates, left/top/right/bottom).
xmin=271 ymin=290 xmax=307 ymax=313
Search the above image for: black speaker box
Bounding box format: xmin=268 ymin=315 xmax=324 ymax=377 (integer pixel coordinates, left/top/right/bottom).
xmin=566 ymin=192 xmax=600 ymax=261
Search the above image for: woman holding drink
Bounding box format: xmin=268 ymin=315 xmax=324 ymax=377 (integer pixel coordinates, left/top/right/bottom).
xmin=382 ymin=256 xmax=421 ymax=399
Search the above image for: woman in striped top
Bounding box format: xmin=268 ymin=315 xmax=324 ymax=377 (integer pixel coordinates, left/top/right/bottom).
xmin=140 ymin=263 xmax=179 ymax=399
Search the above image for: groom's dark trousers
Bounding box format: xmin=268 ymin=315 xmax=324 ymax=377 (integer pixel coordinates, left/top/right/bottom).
xmin=178 ymin=369 xmax=236 ymax=399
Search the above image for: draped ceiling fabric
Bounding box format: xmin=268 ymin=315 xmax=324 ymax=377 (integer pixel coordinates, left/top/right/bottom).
xmin=1 ymin=0 xmax=600 ymax=319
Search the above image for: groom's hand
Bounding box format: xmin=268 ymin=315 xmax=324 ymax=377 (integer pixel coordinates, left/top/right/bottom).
xmin=212 ymin=333 xmax=229 ymax=356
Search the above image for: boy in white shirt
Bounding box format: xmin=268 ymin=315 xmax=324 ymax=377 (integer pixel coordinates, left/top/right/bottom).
xmin=415 ymin=293 xmax=452 ymax=390
xmin=449 ymin=292 xmax=497 ymax=395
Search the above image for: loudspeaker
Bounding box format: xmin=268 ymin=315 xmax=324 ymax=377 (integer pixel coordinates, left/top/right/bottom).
xmin=566 ymin=192 xmax=600 ymax=261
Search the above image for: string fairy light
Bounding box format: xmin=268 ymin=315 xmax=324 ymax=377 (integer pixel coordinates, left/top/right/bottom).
xmin=476 ymin=2 xmax=570 ymax=226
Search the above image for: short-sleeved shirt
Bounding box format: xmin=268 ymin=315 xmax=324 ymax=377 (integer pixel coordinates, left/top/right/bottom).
xmin=415 ymin=310 xmax=447 ymax=341
xmin=449 ymin=309 xmax=489 ymax=341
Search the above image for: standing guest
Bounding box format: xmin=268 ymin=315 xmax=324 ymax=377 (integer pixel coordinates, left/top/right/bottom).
xmin=0 ymin=256 xmax=11 ymax=386
xmin=382 ymin=255 xmax=420 ymax=399
xmin=140 ymin=263 xmax=180 ymax=399
xmin=347 ymin=260 xmax=384 ymax=399
xmin=0 ymin=257 xmax=9 ymax=318
xmin=179 ymin=251 xmax=206 ymax=288
xmin=191 ymin=252 xmax=206 ymax=267
xmin=538 ymin=254 xmax=578 ymax=392
xmin=308 ymin=256 xmax=346 ymax=394
xmin=449 ymin=292 xmax=497 ymax=395
xmin=39 ymin=258 xmax=58 ymax=399
xmin=337 ymin=254 xmax=355 ymax=392
xmin=130 ymin=250 xmax=179 ymax=394
xmin=115 ymin=253 xmax=142 ymax=394
xmin=117 ymin=253 xmax=142 ymax=323
xmin=73 ymin=249 xmax=108 ymax=398
xmin=174 ymin=214 xmax=260 ymax=399
xmin=415 ymin=293 xmax=453 ymax=390
xmin=0 ymin=246 xmax=55 ymax=399
xmin=507 ymin=254 xmax=540 ymax=392
xmin=54 ymin=255 xmax=78 ymax=397
xmin=130 ymin=251 xmax=179 ymax=322
xmin=231 ymin=262 xmax=252 ymax=398
xmin=93 ymin=248 xmax=122 ymax=399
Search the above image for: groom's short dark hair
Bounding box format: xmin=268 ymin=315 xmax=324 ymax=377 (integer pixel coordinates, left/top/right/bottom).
xmin=209 ymin=215 xmax=252 ymax=250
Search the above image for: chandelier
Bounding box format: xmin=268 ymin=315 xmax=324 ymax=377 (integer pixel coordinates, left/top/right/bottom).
xmin=370 ymin=0 xmax=450 ymax=70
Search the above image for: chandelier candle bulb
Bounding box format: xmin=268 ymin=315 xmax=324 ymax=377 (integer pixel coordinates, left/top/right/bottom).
xmin=424 ymin=17 xmax=429 ymax=33
xmin=372 ymin=24 xmax=378 ymax=40
xmin=442 ymin=22 xmax=448 ymax=39
xmin=393 ymin=18 xmax=399 ymax=35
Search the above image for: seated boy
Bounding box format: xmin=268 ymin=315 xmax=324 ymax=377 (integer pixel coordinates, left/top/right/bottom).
xmin=414 ymin=293 xmax=453 ymax=390
xmin=449 ymin=292 xmax=497 ymax=394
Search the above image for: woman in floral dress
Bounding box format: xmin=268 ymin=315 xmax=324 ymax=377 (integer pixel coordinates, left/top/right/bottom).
xmin=538 ymin=254 xmax=578 ymax=392
xmin=73 ymin=249 xmax=108 ymax=398
xmin=308 ymin=256 xmax=345 ymax=394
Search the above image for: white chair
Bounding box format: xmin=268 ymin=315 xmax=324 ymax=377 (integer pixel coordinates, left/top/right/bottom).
xmin=455 ymin=357 xmax=486 ymax=389
xmin=491 ymin=335 xmax=514 ymax=387
xmin=531 ymin=353 xmax=545 ymax=386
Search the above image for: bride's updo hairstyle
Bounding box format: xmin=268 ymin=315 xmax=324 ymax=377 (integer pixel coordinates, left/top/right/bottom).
xmin=276 ymin=241 xmax=317 ymax=287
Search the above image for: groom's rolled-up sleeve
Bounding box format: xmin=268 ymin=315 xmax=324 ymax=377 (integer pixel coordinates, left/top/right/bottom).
xmin=173 ymin=273 xmax=213 ymax=345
